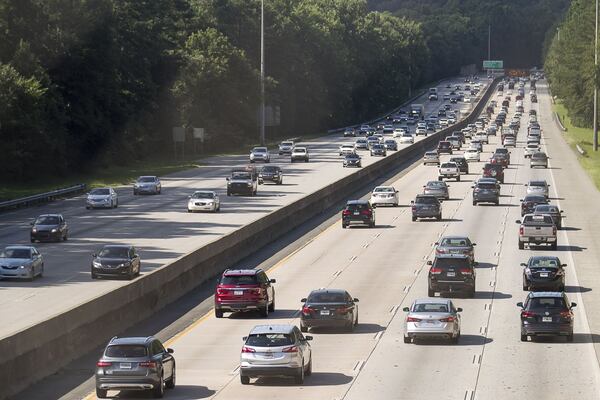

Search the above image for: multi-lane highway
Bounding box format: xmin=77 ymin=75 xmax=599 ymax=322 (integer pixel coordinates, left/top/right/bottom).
xmin=15 ymin=76 xmax=600 ymax=400
xmin=0 ymin=78 xmax=478 ymax=339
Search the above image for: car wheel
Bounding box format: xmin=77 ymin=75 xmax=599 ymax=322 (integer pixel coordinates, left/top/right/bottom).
xmin=86 ymin=206 xmax=90 ymax=210
xmin=128 ymin=268 xmax=135 ymax=280
xmin=215 ymin=308 xmax=223 ymax=318
xmin=559 ymin=284 xmax=565 ymax=291
xmin=456 ymin=176 xmax=460 ymax=182
xmin=268 ymin=294 xmax=275 ymax=312
xmin=347 ymin=320 xmax=355 ymax=333
xmin=518 ymin=240 xmax=524 ymax=250
xmin=166 ymin=365 xmax=176 ymax=389
xmin=305 ymin=357 xmax=312 ymax=376
xmin=63 ymin=233 xmax=68 ymax=241
xmin=295 ymin=361 xmax=305 ymax=384
xmin=472 ymin=201 xmax=477 ymax=206
xmin=342 ymin=223 xmax=347 ymax=229
xmin=523 ymin=278 xmax=529 ymax=291
xmin=550 ymin=243 xmax=557 ymax=251
xmin=133 ymin=190 xmax=138 ymax=195
xmin=451 ymin=333 xmax=460 ymax=344
xmin=403 ymin=335 xmax=412 ymax=344
xmin=187 ymin=209 xmax=192 ymax=213
xmin=521 ymin=334 xmax=528 ymax=342
xmin=412 ymin=216 xmax=417 ymax=222
xmin=91 ymin=270 xmax=98 ymax=279
xmin=300 ymin=323 xmax=308 ymax=333
xmin=240 ymin=374 xmax=250 ymax=385
xmin=468 ymin=288 xmax=476 ymax=298
xmin=227 ymin=191 xmax=231 ymax=196
xmin=436 ymin=214 xmax=442 ymax=221
xmin=96 ymin=388 xmax=107 ymax=399
xmin=260 ymin=303 xmax=269 ymax=318
xmin=153 ymin=374 xmax=164 ymax=398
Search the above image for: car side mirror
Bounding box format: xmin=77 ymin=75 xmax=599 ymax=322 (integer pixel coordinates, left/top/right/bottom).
xmin=519 ymin=199 xmax=523 ymax=202
xmin=270 ymin=279 xmax=276 ymax=283
xmin=516 ymin=220 xmax=521 ymax=224
xmin=560 ymin=210 xmax=564 ymax=213
xmin=402 ymin=307 xmax=410 ymax=312
xmin=242 ymin=336 xmax=247 ymax=342
xmin=92 ymin=253 xmax=97 ymax=258
xmin=561 ymin=264 xmax=567 ymax=267
xmin=305 ymin=335 xmax=313 ymax=341
xmin=472 ymin=243 xmax=477 ymax=246
xmin=520 ymin=263 xmax=527 ymax=267
xmin=353 ymin=298 xmax=359 ymax=303
xmin=167 ymin=348 xmax=174 ymax=354
xmin=426 ymin=261 xmax=433 ymax=265
xmin=516 ymin=302 xmax=524 ymax=308
xmin=226 ymin=177 xmax=230 ymax=181
xmin=571 ymin=302 xmax=577 ymax=308
xmin=457 ymin=308 xmax=463 ymax=312
xmin=30 ymin=221 xmax=34 ymax=226
xmin=301 ymin=298 xmax=307 ymax=303
xmin=410 ymin=201 xmax=415 ymax=204
xmin=434 ymin=242 xmax=439 ymax=245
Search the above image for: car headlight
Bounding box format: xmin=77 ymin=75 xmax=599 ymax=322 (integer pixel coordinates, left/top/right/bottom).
xmin=51 ymin=228 xmax=58 ymax=233
xmin=247 ymin=182 xmax=253 ymax=186
xmin=19 ymin=265 xmax=26 ymax=269
xmin=93 ymin=261 xmax=102 ymax=268
xmin=117 ymin=262 xmax=131 ymax=268
xmin=134 ymin=184 xmax=140 ymax=188
xmin=32 ymin=228 xmax=37 ymax=233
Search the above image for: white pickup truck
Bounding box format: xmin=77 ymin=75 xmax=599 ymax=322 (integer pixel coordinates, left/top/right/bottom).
xmin=438 ymin=162 xmax=461 ymax=182
xmin=517 ymin=214 xmax=557 ymax=250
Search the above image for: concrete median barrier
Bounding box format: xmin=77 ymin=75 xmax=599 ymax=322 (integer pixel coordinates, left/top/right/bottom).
xmin=0 ymin=77 xmax=498 ymax=400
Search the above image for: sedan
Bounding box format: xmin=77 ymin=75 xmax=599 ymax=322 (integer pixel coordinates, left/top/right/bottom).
xmin=423 ymin=180 xmax=449 ymax=200
xmin=526 ymin=180 xmax=550 ymax=198
xmin=524 ymin=143 xmax=540 ymax=158
xmin=403 ymin=298 xmax=462 ymax=344
xmin=435 ymin=236 xmax=476 ymax=265
xmin=534 ymin=204 xmax=564 ymax=229
xmin=423 ymin=151 xmax=440 ymax=165
xmin=187 ymin=190 xmax=220 ymax=212
xmin=300 ymin=289 xmax=359 ymax=332
xmin=339 ymin=143 xmax=356 ymax=156
xmin=91 ymin=245 xmax=141 ymax=280
xmin=133 ymin=176 xmax=161 ymax=195
xmin=370 ymin=186 xmax=399 ymax=207
xmin=370 ymin=143 xmax=387 ymax=156
xmin=87 ymin=187 xmax=118 ymax=209
xmin=530 ymin=152 xmax=548 ymax=168
xmin=522 ymin=256 xmax=566 ymax=291
xmin=249 ymin=147 xmax=270 ymax=163
xmin=291 ymin=147 xmax=309 ymax=162
xmin=0 ymin=246 xmax=44 ymax=281
xmin=30 ymin=214 xmax=68 ymax=242
xmin=399 ymin=133 xmax=415 ymax=144
xmin=520 ymin=194 xmax=549 ymax=216
xmin=343 ymin=153 xmax=362 ymax=168
xmin=464 ymin=148 xmax=480 ymax=162
xmin=384 ymin=139 xmax=398 ymax=151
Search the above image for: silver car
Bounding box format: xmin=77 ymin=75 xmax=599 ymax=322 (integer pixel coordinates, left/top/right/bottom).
xmin=530 ymin=152 xmax=548 ymax=168
xmin=526 ymin=180 xmax=550 ymax=198
xmin=187 ymin=190 xmax=220 ymax=212
xmin=278 ymin=141 xmax=295 ymax=155
xmin=423 ymin=180 xmax=449 ymax=200
xmin=250 ymin=147 xmax=270 ymax=163
xmin=240 ymin=324 xmax=313 ymax=384
xmin=133 ymin=176 xmax=161 ymax=195
xmin=0 ymin=245 xmax=44 ymax=280
xmin=403 ymin=298 xmax=462 ymax=344
xmin=423 ymin=151 xmax=440 ymax=165
xmin=86 ymin=187 xmax=118 ymax=209
xmin=370 ymin=186 xmax=399 ymax=207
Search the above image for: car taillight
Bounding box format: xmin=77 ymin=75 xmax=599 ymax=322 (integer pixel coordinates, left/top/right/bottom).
xmin=253 ymin=288 xmax=263 ymax=295
xmin=521 ymin=311 xmax=536 ymax=318
xmin=302 ymin=306 xmax=315 ymax=315
xmin=342 ymin=210 xmax=351 ymax=216
xmin=336 ymin=306 xmax=351 ymax=314
xmin=430 ymin=267 xmax=442 ymax=274
xmin=96 ymin=361 xmax=112 ymax=367
xmin=560 ymin=311 xmax=572 ymax=320
xmin=474 ymin=188 xmax=480 ymax=192
xmin=216 ymin=288 xmax=227 ymax=295
xmin=440 ymin=316 xmax=455 ymax=322
xmin=436 ymin=248 xmax=446 ymax=254
xmin=361 ymin=210 xmax=372 ymax=216
xmin=553 ymin=226 xmax=557 ymax=235
xmin=406 ymin=316 xmax=422 ymax=322
xmin=519 ymin=226 xmax=524 ymax=235
xmin=282 ymin=346 xmax=299 ymax=353
xmin=139 ymin=361 xmax=157 ymax=368
xmin=242 ymin=346 xmax=256 ymax=353
xmin=459 ymin=268 xmax=472 ymax=275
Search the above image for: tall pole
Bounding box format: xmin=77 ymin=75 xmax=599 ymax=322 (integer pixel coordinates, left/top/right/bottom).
xmin=488 ymin=24 xmax=491 ymax=60
xmin=260 ymin=0 xmax=266 ymax=146
xmin=594 ymin=0 xmax=598 ymax=151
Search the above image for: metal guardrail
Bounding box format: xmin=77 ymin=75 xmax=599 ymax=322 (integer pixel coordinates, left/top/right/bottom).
xmin=555 ymin=112 xmax=567 ymax=132
xmin=0 ymin=184 xmax=87 ymax=212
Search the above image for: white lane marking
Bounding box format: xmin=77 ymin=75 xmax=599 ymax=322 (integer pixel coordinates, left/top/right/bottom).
xmin=389 ymin=305 xmax=400 ymax=314
xmin=479 ymin=326 xmax=487 ymax=335
xmin=403 ymin=285 xmax=410 ymax=293
xmin=464 ymin=389 xmax=475 ymax=400
xmin=349 ymin=255 xmax=357 ymax=262
xmin=333 ymin=270 xmax=343 ymax=278
xmin=230 ymin=365 xmax=240 ymax=375
xmin=373 ymin=331 xmax=384 ymax=341
xmin=489 ymin=281 xmax=495 ymax=287
xmin=353 ymin=360 xmax=365 ymax=373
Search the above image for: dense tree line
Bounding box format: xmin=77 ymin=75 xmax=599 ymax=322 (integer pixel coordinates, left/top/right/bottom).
xmin=545 ymin=0 xmax=597 ymax=128
xmin=0 ymin=0 xmax=566 ymax=183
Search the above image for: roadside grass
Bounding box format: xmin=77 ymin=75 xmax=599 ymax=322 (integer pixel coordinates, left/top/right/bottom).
xmin=553 ymin=101 xmax=600 ymax=190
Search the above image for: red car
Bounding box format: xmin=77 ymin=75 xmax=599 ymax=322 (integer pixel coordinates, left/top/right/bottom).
xmin=482 ymin=163 xmax=505 ymax=183
xmin=214 ymin=269 xmax=276 ymax=318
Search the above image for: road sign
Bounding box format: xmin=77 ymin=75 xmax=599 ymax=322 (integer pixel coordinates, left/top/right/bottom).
xmin=483 ymin=60 xmax=503 ymax=69
xmin=193 ymin=128 xmax=205 ymax=141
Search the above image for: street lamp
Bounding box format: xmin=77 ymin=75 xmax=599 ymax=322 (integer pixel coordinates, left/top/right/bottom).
xmin=260 ymin=0 xmax=266 ymax=146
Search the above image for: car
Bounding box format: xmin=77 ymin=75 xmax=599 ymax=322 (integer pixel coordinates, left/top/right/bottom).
xmin=526 ymin=180 xmax=550 ymax=198
xmin=133 ymin=176 xmax=161 ymax=195
xmin=91 ymin=245 xmax=141 ymax=280
xmin=482 ymin=163 xmax=504 ymax=183
xmin=359 ymin=125 xmax=371 ymax=134
xmin=0 ymin=245 xmax=44 ymax=280
xmin=399 ymin=132 xmax=415 ymax=144
xmin=214 ymin=269 xmax=276 ymax=318
xmin=258 ymin=165 xmax=283 ymax=185
xmin=370 ymin=186 xmax=399 ymax=207
xmin=439 ymin=162 xmax=460 ymax=182
xmin=300 ymin=289 xmax=359 ymax=332
xmin=437 ymin=141 xmax=453 ymax=154
xmin=343 ymin=153 xmax=362 ymax=168
xmin=372 ymin=133 xmax=385 ymax=143
xmin=474 ymin=132 xmax=488 ymax=144
xmin=339 ymin=143 xmax=356 ymax=156
xmin=492 ymin=148 xmax=510 ymax=166
xmin=520 ymin=194 xmax=549 ymax=216
xmin=427 ymin=254 xmax=475 ymax=298
xmin=530 ymin=152 xmax=548 ymax=168
xmin=469 ymin=140 xmax=483 ymax=152
xmin=227 ymin=167 xmax=258 ymax=196
xmin=522 ymin=256 xmax=566 ymax=292
xmin=279 ymin=141 xmax=295 ymax=155
xmin=503 ymin=135 xmax=516 ymax=147
xmin=366 ymin=136 xmax=380 ymax=148
xmin=517 ymin=214 xmax=557 ymax=250
xmin=447 ymin=136 xmax=461 ymax=149
xmin=30 ymin=214 xmax=68 ymax=242
xmin=250 ymin=147 xmax=270 ymax=163
xmin=95 ymin=336 xmax=175 ymax=399
xmin=534 ymin=204 xmax=564 ymax=229
xmin=411 ymin=194 xmax=442 ymax=221
xmin=415 ymin=126 xmax=427 ymax=136
xmin=382 ymin=124 xmax=394 ymax=134
xmin=449 ymin=157 xmax=469 ymax=174
xmin=423 ymin=180 xmax=449 ymax=200
xmin=342 ymin=200 xmax=375 ymax=228
xmin=87 ymin=187 xmax=119 ymax=208
xmin=343 ymin=129 xmax=355 ymax=138
xmin=435 ymin=236 xmax=476 ymax=264
xmin=403 ymin=299 xmax=462 ymax=344
xmin=517 ymin=292 xmax=575 ymax=342
xmin=365 ymin=127 xmax=377 ymax=136
xmin=423 ymin=151 xmax=440 ymax=165
xmin=355 ymin=138 xmax=369 ymax=150
xmin=240 ymin=324 xmax=312 ymax=384
xmin=472 ymin=180 xmax=500 ymax=205
xmin=393 ymin=128 xmax=406 ymax=138
xmin=291 ymin=147 xmax=309 ymax=162
xmin=187 ymin=190 xmax=220 ymax=212
xmin=384 ymin=139 xmax=398 ymax=151
xmin=464 ymin=148 xmax=480 ymax=162
xmin=370 ymin=143 xmax=387 ymax=156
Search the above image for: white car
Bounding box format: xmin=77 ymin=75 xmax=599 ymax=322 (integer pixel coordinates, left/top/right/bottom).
xmin=524 ymin=143 xmax=540 ymax=158
xmin=439 ymin=118 xmax=449 ymax=127
xmin=370 ymin=186 xmax=399 ymax=207
xmin=355 ymin=138 xmax=369 ymax=150
xmin=187 ymin=191 xmax=220 ymax=212
xmin=503 ymin=136 xmax=516 ymax=147
xmin=339 ymin=143 xmax=356 ymax=156
xmin=291 ymin=147 xmax=309 ymax=162
xmin=474 ymin=132 xmax=488 ymax=144
xmin=447 ymin=116 xmax=456 ymax=124
xmin=250 ymin=147 xmax=270 ymax=163
xmin=464 ymin=148 xmax=480 ymax=162
xmin=399 ymin=133 xmax=415 ymax=144
xmin=393 ymin=128 xmax=406 ymax=138
xmin=469 ymin=140 xmax=483 ymax=152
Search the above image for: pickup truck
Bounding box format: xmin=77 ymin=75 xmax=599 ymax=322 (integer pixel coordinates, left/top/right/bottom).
xmin=439 ymin=162 xmax=461 ymax=182
xmin=227 ymin=167 xmax=258 ymax=196
xmin=517 ymin=214 xmax=557 ymax=250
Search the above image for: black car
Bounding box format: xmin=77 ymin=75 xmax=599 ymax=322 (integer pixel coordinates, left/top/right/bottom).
xmin=30 ymin=214 xmax=68 ymax=242
xmin=343 ymin=153 xmax=362 ymax=168
xmin=343 ymin=128 xmax=356 ymax=137
xmin=300 ymin=289 xmax=359 ymax=332
xmin=522 ymin=256 xmax=566 ymax=291
xmin=370 ymin=144 xmax=387 ymax=157
xmin=533 ymin=204 xmax=563 ymax=229
xmin=411 ymin=195 xmax=442 ymax=221
xmin=449 ymin=157 xmax=469 ymax=174
xmin=342 ymin=200 xmax=375 ymax=228
xmin=517 ymin=292 xmax=576 ymax=342
xmin=91 ymin=245 xmax=141 ymax=280
xmin=472 ymin=180 xmax=500 ymax=205
xmin=520 ymin=194 xmax=548 ymax=216
xmin=437 ymin=141 xmax=453 ymax=154
xmin=258 ymin=165 xmax=283 ymax=185
xmin=427 ymin=255 xmax=476 ymax=298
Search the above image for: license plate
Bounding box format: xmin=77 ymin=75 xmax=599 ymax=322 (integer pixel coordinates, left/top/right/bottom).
xmin=540 ymin=273 xmax=549 ymax=277
xmin=535 ymin=237 xmax=543 ymax=241
xmin=320 ymin=310 xmax=330 ymax=316
xmin=353 ymin=212 xmax=360 ymax=215
xmin=234 ymin=290 xmax=243 ymax=296
xmin=120 ymin=363 xmax=132 ymax=369
xmin=447 ymin=272 xmax=456 ymax=277
xmin=263 ymin=352 xmax=273 ymax=358
xmin=542 ymin=317 xmax=552 ymax=322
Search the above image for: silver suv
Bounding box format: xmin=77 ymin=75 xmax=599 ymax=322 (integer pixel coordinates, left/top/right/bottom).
xmin=240 ymin=324 xmax=313 ymax=384
xmin=95 ymin=336 xmax=175 ymax=399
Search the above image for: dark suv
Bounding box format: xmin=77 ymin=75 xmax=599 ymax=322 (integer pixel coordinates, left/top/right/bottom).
xmin=437 ymin=141 xmax=453 ymax=154
xmin=411 ymin=195 xmax=442 ymax=221
xmin=214 ymin=269 xmax=276 ymax=318
xmin=427 ymin=255 xmax=476 ymax=298
xmin=95 ymin=336 xmax=175 ymax=399
xmin=517 ymin=292 xmax=576 ymax=342
xmin=258 ymin=165 xmax=283 ymax=185
xmin=482 ymin=163 xmax=504 ymax=183
xmin=522 ymin=256 xmax=566 ymax=291
xmin=472 ymin=180 xmax=500 ymax=205
xmin=342 ymin=200 xmax=375 ymax=228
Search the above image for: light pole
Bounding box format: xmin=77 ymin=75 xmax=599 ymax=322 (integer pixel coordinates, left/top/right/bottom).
xmin=259 ymin=0 xmax=266 ymax=146
xmin=594 ymin=0 xmax=598 ymax=151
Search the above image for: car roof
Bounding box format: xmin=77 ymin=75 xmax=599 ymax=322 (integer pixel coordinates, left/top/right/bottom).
xmin=439 ymin=235 xmax=469 ymax=241
xmin=249 ymin=324 xmax=296 ymax=335
xmin=139 ymin=176 xmax=157 ymax=179
xmin=309 ymin=288 xmax=346 ymax=296
xmin=527 ymin=292 xmax=564 ymax=298
xmin=223 ymin=269 xmax=261 ymax=276
xmin=102 ymin=244 xmax=132 ymax=249
xmin=434 ymin=254 xmax=470 ymax=260
xmin=109 ymin=336 xmax=153 ymax=346
xmin=4 ymin=245 xmax=34 ymax=250
xmin=347 ymin=200 xmax=369 ymax=205
xmin=36 ymin=214 xmax=62 ymax=218
xmin=413 ymin=298 xmax=451 ymax=305
xmin=192 ymin=190 xmax=216 ymax=194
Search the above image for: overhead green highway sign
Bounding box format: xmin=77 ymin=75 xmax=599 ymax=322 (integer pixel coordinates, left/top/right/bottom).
xmin=483 ymin=60 xmax=503 ymax=69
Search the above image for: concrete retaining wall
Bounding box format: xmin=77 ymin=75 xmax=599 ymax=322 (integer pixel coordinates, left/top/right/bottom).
xmin=0 ymin=78 xmax=498 ymax=400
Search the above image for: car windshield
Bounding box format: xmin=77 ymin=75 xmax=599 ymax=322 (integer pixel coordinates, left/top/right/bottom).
xmin=345 ymin=154 xmax=359 ymax=159
xmin=532 ymin=153 xmax=546 ymax=159
xmin=308 ymin=292 xmax=346 ymax=303
xmin=0 ymin=248 xmax=31 ymax=259
xmin=425 ymin=152 xmax=438 ymax=156
xmin=253 ymin=148 xmax=267 ymax=153
xmin=374 ymin=187 xmax=394 ymax=193
xmin=138 ymin=177 xmax=156 ymax=183
xmin=246 ymin=333 xmax=294 ymax=347
xmin=35 ymin=216 xmax=59 ymax=225
xmin=535 ymin=205 xmax=558 ymax=213
xmin=373 ymin=144 xmax=384 ymax=149
xmin=440 ymin=238 xmax=470 ymax=247
xmin=221 ymin=274 xmax=258 ymax=285
xmin=281 ymin=142 xmax=293 ymax=146
xmin=530 ymin=181 xmax=546 ymax=187
xmin=90 ymin=188 xmax=110 ymax=195
xmin=528 ymin=297 xmax=567 ymax=310
xmin=384 ymin=140 xmax=395 ymax=145
xmin=524 ymin=196 xmax=546 ymax=202
xmin=413 ymin=303 xmax=449 ymax=313
xmin=261 ymin=166 xmax=279 ymax=172
xmin=98 ymin=247 xmax=129 ymax=258
xmin=495 ymin=148 xmax=508 ymax=154
xmin=191 ymin=192 xmax=214 ymax=199
xmin=347 ymin=203 xmax=369 ymax=211
xmin=294 ymin=148 xmax=306 ymax=153
xmin=231 ymin=172 xmax=251 ymax=179
xmin=415 ymin=196 xmax=437 ymax=204
xmin=441 ymin=163 xmax=456 ymax=168
xmin=105 ymin=345 xmax=148 ymax=358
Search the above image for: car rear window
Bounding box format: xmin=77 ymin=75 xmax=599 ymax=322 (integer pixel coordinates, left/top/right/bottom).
xmin=440 ymin=238 xmax=470 ymax=247
xmin=415 ymin=197 xmax=437 ymax=204
xmin=246 ymin=334 xmax=294 ymax=347
xmin=413 ymin=303 xmax=448 ymax=313
xmin=477 ymin=183 xmax=496 ymax=190
xmin=308 ymin=292 xmax=346 ymax=303
xmin=221 ymin=274 xmax=258 ymax=285
xmin=528 ymin=297 xmax=566 ymax=310
xmin=347 ymin=203 xmax=369 ymax=211
xmin=433 ymin=258 xmax=470 ymax=269
xmin=105 ymin=345 xmax=148 ymax=358
xmin=530 ymin=258 xmax=560 ymax=268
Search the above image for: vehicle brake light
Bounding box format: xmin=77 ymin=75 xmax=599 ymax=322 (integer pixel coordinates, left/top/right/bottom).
xmin=436 ymin=248 xmax=446 ymax=254
xmin=459 ymin=268 xmax=472 ymax=275
xmin=336 ymin=306 xmax=351 ymax=314
xmin=361 ymin=210 xmax=372 ymax=216
xmin=242 ymin=346 xmax=256 ymax=353
xmin=560 ymin=311 xmax=572 ymax=320
xmin=96 ymin=361 xmax=112 ymax=367
xmin=342 ymin=210 xmax=351 ymax=216
xmin=553 ymin=226 xmax=557 ymax=235
xmin=519 ymin=226 xmax=524 ymax=235
xmin=302 ymin=306 xmax=315 ymax=315
xmin=406 ymin=316 xmax=422 ymax=322
xmin=521 ymin=311 xmax=536 ymax=318
xmin=216 ymin=288 xmax=227 ymax=295
xmin=440 ymin=316 xmax=455 ymax=322
xmin=411 ymin=206 xmax=417 ymax=211
xmin=430 ymin=267 xmax=442 ymax=274
xmin=139 ymin=361 xmax=157 ymax=368
xmin=282 ymin=346 xmax=298 ymax=353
